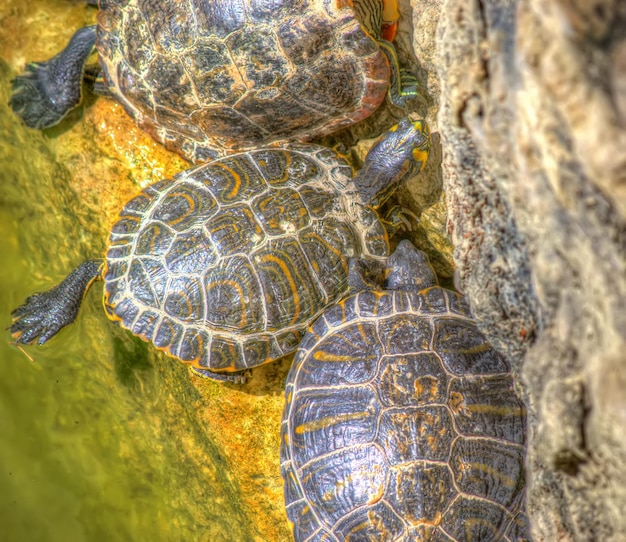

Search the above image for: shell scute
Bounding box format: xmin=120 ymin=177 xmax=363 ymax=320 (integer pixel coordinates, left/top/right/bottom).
xmin=450 ymin=438 xmax=525 ymax=508
xmin=147 ymin=61 xmax=195 ymax=111
xmin=242 ymin=335 xmax=282 ymax=369
xmin=275 ymin=330 xmax=302 ymax=356
xmin=298 ymin=229 xmax=348 ymax=297
xmin=297 ymin=185 xmax=337 ymax=218
xmin=251 ymin=187 xmax=310 ymax=236
xmin=164 ymin=229 xmax=218 ymax=274
xmin=384 ymin=462 xmax=456 ymax=525
xmin=448 ymin=375 xmax=526 ymax=444
xmin=122 ymin=192 xmax=155 ymax=215
xmin=112 ymin=296 xmax=140 ymax=328
xmin=203 ymin=255 xmax=264 ymax=332
xmin=284 ymin=58 xmax=363 ymax=115
xmin=207 ymin=336 xmax=243 ymax=372
xmin=130 ymin=309 xmax=159 ymax=341
xmin=163 ymin=275 xmax=205 ymax=321
xmin=190 ymin=106 xmax=269 ymax=145
xmin=313 ymin=217 xmax=361 ymax=259
xmin=421 ymin=286 xmax=452 ymax=315
xmin=252 ymin=238 xmax=326 ymax=330
xmin=107 ymin=242 xmax=132 ymax=260
xmin=258 ymin=150 xmax=322 ymax=187
xmin=445 ymin=289 xmax=471 ymax=317
xmin=433 ymin=318 xmax=510 ymax=375
xmin=227 ymin=28 xmax=289 ymax=90
xmin=205 ymin=204 xmax=264 ymax=257
xmin=379 ymin=406 xmax=454 ymax=463
xmin=318 ymin=295 xmax=358 ymax=329
xmin=128 ymin=259 xmax=158 ymax=307
xmin=277 ymin=15 xmax=334 ymax=66
xmin=150 ymin=182 xmax=218 ymax=231
xmin=111 ymin=215 xmax=141 ymax=235
xmin=196 ymin=156 xmax=266 ymax=203
xmin=377 ymin=352 xmax=449 ymax=407
xmin=338 ymin=19 xmax=380 ymax=57
xmin=135 ymin=223 xmax=175 ymax=256
xmin=290 ymin=386 xmax=379 ymax=464
xmin=285 ymin=500 xmax=320 ymax=542
xmin=377 ymin=312 xmax=431 ymax=354
xmin=120 ymin=7 xmax=154 ymax=72
xmin=137 ymin=257 xmax=169 ymax=306
xmin=297 ymin=322 xmax=381 ymax=388
xmin=147 ymin=0 xmax=196 ymax=53
xmin=183 ymin=42 xmax=243 ymax=105
xmin=299 ymin=444 xmax=387 ymax=527
xmin=333 ymin=500 xmax=406 ymax=542
xmin=440 ymin=496 xmax=508 ymax=541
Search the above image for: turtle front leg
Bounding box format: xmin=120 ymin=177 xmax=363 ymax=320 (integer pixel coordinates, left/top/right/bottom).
xmin=381 ymin=204 xmax=420 ymax=233
xmin=10 ymin=25 xmax=97 ymax=129
xmin=10 ymin=259 xmax=104 ymax=345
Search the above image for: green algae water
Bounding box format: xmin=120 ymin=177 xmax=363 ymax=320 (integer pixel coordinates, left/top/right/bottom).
xmin=0 ymin=173 xmax=257 ymax=541
xmin=0 ymin=3 xmax=290 ymax=540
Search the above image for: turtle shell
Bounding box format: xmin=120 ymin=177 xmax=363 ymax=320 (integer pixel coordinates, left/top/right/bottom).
xmin=102 ymin=144 xmax=390 ymax=374
xmin=281 ymin=283 xmax=529 ymax=540
xmin=96 ymin=0 xmax=390 ymax=162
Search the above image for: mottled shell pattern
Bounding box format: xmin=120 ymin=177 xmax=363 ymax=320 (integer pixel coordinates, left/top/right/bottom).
xmin=281 ymin=244 xmax=530 ymax=542
xmin=103 ymin=144 xmax=390 ymax=374
xmin=96 ymin=0 xmax=390 ymax=162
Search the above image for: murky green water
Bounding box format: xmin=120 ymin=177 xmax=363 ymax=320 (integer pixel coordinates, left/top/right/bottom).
xmin=0 ymin=187 xmax=258 ymax=541
xmin=0 ymin=3 xmax=284 ymax=539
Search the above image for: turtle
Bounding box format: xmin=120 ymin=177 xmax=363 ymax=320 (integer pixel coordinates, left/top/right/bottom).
xmin=9 ymin=118 xmax=431 ymax=383
xmin=9 ymin=0 xmax=420 ymax=163
xmin=280 ymin=240 xmax=532 ymax=541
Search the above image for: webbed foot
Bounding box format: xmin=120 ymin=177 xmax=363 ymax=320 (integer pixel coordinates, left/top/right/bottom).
xmin=10 ymin=259 xmax=103 ymax=345
xmin=10 ymin=25 xmax=97 ymax=128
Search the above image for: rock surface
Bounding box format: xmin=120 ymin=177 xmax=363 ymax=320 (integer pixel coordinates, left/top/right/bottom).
xmin=436 ymin=0 xmax=626 ymax=540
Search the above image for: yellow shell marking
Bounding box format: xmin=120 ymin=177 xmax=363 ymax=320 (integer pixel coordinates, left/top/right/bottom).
xmin=295 ymin=410 xmax=371 ymax=435
xmin=260 ymin=252 xmax=301 ymax=324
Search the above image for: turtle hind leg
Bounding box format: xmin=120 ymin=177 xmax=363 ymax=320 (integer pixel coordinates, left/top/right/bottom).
xmin=10 ymin=25 xmax=97 ymax=129
xmin=190 ymin=366 xmax=248 ymax=384
xmin=10 ymin=259 xmax=104 ymax=346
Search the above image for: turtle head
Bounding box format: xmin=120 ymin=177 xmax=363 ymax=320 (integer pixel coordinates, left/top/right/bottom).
xmin=347 ymin=241 xmax=439 ymax=293
xmin=353 ymin=118 xmax=430 ymax=209
xmin=385 ymin=240 xmax=438 ymax=292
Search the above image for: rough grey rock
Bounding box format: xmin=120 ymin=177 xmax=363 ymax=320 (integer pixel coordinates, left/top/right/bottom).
xmin=435 ymin=0 xmax=626 ymax=540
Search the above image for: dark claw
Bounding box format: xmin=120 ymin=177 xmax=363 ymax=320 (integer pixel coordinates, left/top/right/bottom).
xmin=9 ymin=25 xmax=97 ymax=129
xmin=8 ymin=259 xmax=103 ymax=347
xmin=10 ymin=63 xmax=70 ymax=129
xmin=10 ymin=290 xmax=68 ymax=345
